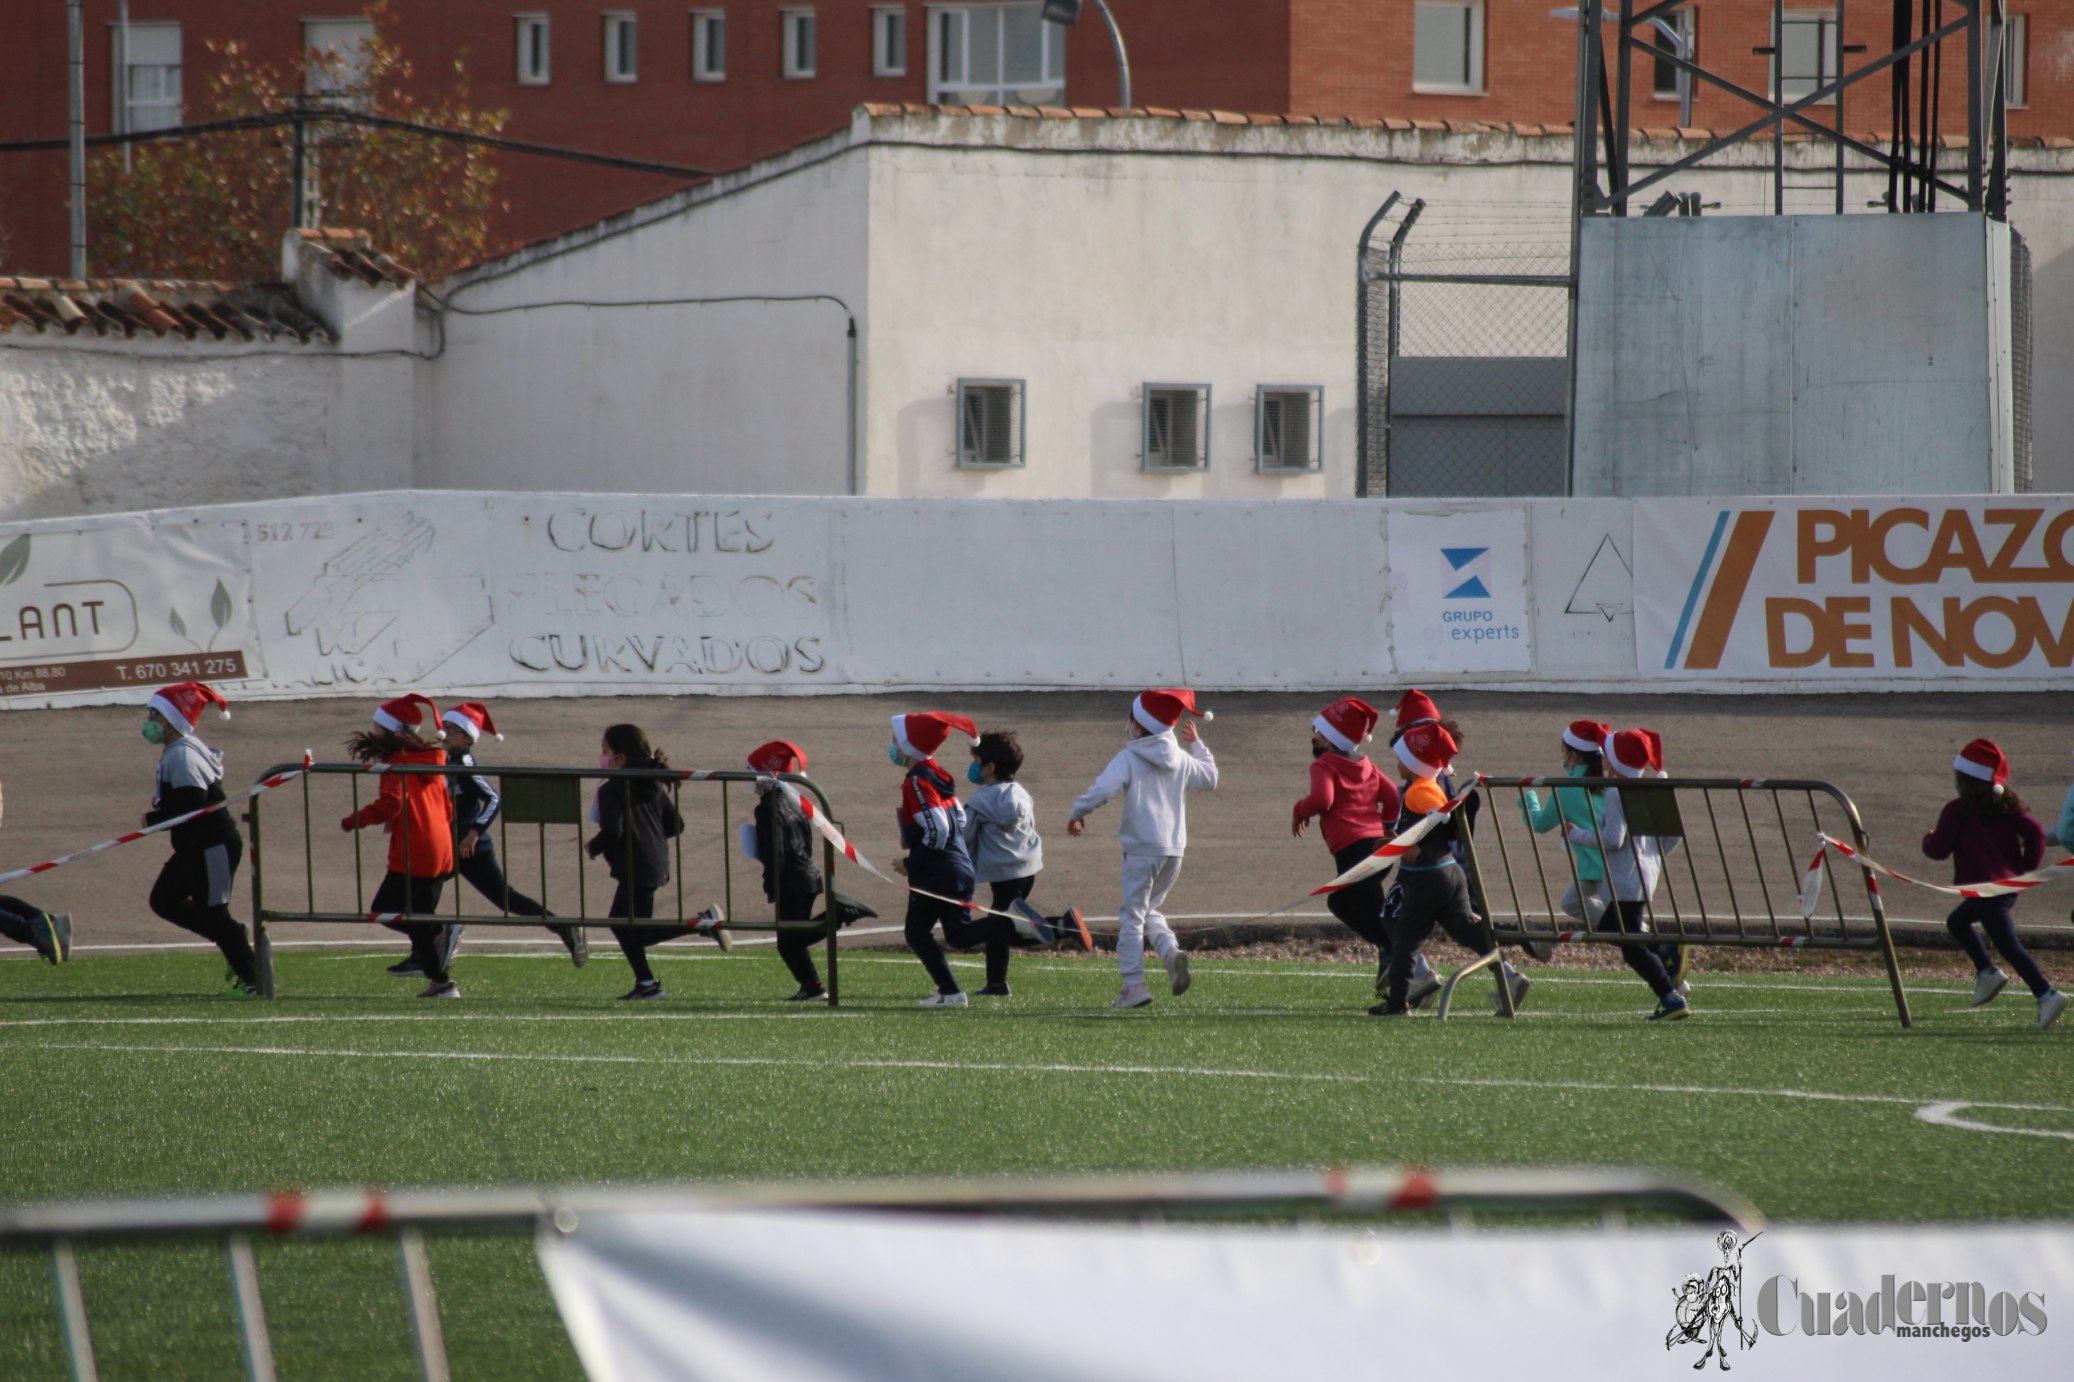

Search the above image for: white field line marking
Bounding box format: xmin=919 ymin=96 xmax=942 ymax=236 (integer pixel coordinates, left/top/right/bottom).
xmin=19 ymin=1040 xmax=2072 ymax=1141
xmin=0 ymin=1012 xmax=863 ymax=1029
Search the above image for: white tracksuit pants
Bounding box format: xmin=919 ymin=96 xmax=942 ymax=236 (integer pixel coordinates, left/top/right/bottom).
xmin=1118 ymin=852 xmax=1184 ymax=988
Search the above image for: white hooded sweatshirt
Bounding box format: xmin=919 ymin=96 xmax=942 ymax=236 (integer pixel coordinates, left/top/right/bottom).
xmin=1069 ymin=730 xmax=1218 ymax=857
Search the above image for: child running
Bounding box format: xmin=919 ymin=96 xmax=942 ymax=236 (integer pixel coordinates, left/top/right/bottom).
xmin=889 ymin=712 xmax=1018 ymax=1008
xmin=747 ymin=740 xmax=877 ymax=1002
xmin=422 ymin=702 xmax=587 ymax=972
xmin=142 ymin=682 xmax=257 ymax=994
xmin=1068 ymin=688 xmax=1218 ymax=1010
xmin=0 ymin=780 xmax=69 ymax=965
xmin=965 ymin=728 xmax=1092 ymax=985
xmin=1516 ymin=720 xmax=1613 ymax=953
xmin=1567 ymin=727 xmax=1688 ymax=1021
xmin=1370 ymin=717 xmax=1500 ymax=1017
xmin=1292 ymin=696 xmax=1432 ymax=1000
xmin=343 ymin=695 xmax=458 ymax=997
xmin=1923 ymin=739 xmax=2066 ymax=1031
xmin=589 ymin=723 xmax=726 ymax=1002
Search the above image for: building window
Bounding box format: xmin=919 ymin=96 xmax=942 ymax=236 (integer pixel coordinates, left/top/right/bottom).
xmin=1256 ymin=387 xmax=1322 ymax=473
xmin=1774 ymin=12 xmax=1838 ymax=105
xmin=2004 ymin=13 xmax=2027 ymax=109
xmin=1650 ymin=6 xmax=1695 ymax=100
xmin=304 ymin=18 xmax=375 ymax=107
xmin=929 ymin=4 xmax=1063 ymax=105
xmin=111 ymin=21 xmax=181 ymax=133
xmin=1143 ymin=385 xmax=1210 ymax=472
xmin=1412 ymin=1 xmax=1483 ymax=95
xmin=515 ymin=14 xmax=550 ymax=85
xmin=873 ymin=6 xmax=908 ymax=77
xmin=783 ymin=9 xmax=817 ymax=79
xmin=604 ymin=12 xmax=638 ymax=82
xmin=956 ymin=379 xmax=1025 ymax=468
xmin=693 ymin=9 xmax=726 ymax=81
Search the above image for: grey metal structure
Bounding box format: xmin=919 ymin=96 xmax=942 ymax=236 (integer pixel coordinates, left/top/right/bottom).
xmin=1570 ymin=0 xmax=2015 ymax=220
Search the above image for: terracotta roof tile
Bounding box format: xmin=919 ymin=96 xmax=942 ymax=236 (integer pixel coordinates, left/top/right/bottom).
xmin=295 ymin=228 xmax=416 ymax=287
xmin=0 ymin=276 xmax=333 ymax=345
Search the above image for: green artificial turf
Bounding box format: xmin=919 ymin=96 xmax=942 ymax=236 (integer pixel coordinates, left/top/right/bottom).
xmin=1 ymin=946 xmax=2068 ymax=1378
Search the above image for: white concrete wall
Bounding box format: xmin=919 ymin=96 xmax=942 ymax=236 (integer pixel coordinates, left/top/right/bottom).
xmin=418 ymin=131 xmax=867 ymax=497
xmin=6 ymin=490 xmax=2067 ymax=710
xmin=1572 ymin=213 xmax=2011 ymax=496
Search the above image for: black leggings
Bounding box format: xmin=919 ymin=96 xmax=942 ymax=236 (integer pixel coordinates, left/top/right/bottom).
xmin=1947 ymin=895 xmax=2051 ymax=997
xmin=454 ymin=837 xmax=545 ymax=917
xmin=0 ymin=894 xmax=46 ymax=950
xmin=151 ymin=842 xmax=256 ymax=985
xmin=608 ymin=882 xmax=661 ymax=984
xmin=1600 ymin=898 xmax=1676 ymax=1000
xmin=1326 ymin=840 xmax=1389 ymax=950
xmin=1383 ymin=865 xmax=1493 ymax=1012
xmin=373 ymin=872 xmax=450 ymax=982
xmin=906 ymin=892 xmax=1014 ymax=994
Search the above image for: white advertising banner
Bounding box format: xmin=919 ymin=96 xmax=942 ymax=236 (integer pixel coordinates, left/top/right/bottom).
xmin=0 ymin=515 xmax=263 ymax=699
xmin=538 ymin=1209 xmax=2072 ymax=1381
xmin=1387 ymin=508 xmax=1533 ymax=673
xmin=1636 ymin=497 xmax=2074 ymax=681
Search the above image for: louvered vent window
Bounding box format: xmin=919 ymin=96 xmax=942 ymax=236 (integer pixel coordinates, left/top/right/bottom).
xmin=956 ymin=379 xmax=1024 ymax=469
xmin=1256 ymin=386 xmax=1323 ymax=472
xmin=1143 ymin=384 xmax=1210 ymax=471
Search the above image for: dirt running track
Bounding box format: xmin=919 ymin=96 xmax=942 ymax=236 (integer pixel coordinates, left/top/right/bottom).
xmin=2 ymin=691 xmax=2069 ymax=957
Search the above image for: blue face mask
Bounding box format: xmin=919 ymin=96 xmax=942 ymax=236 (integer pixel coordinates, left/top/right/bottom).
xmin=888 ymin=742 xmax=906 ymax=768
xmin=967 ymin=762 xmax=986 ymax=785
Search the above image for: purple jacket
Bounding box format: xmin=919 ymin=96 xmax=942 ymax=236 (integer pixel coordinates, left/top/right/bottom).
xmin=1921 ymin=799 xmax=2044 ymax=886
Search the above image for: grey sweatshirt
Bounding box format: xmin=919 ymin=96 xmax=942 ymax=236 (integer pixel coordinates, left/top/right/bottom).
xmin=962 ymin=781 xmax=1045 ymax=884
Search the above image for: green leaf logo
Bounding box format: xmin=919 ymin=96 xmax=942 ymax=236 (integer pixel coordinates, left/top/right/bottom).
xmin=170 ymin=608 xmax=187 ymax=638
xmin=210 ymin=579 xmax=233 ymax=631
xmin=0 ymin=533 xmax=29 ymax=586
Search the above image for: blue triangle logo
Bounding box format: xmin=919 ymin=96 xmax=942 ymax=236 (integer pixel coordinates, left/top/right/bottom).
xmin=1442 ymin=547 xmax=1487 ymax=571
xmin=1445 ymin=575 xmax=1491 ymax=599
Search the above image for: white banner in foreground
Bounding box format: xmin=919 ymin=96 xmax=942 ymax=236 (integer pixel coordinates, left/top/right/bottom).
xmin=537 ymin=1209 xmax=2069 ymax=1381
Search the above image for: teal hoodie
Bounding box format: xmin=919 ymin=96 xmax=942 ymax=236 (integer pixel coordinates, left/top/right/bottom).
xmin=1519 ymin=774 xmax=1608 ymax=881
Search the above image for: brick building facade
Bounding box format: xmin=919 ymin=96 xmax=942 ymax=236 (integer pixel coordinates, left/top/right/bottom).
xmin=2 ymin=1 xmax=2062 ymax=276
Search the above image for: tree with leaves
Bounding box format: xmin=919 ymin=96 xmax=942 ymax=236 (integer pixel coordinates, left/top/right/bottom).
xmin=90 ymin=4 xmax=507 ymax=282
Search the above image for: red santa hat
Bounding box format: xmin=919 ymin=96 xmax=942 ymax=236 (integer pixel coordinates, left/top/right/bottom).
xmin=892 ymin=712 xmax=978 ymax=760
xmin=1605 ymin=727 xmax=1665 ymax=778
xmin=1393 ymin=688 xmax=1442 ymax=734
xmin=441 ymin=702 xmax=501 ymax=743
xmin=1313 ymin=697 xmax=1379 ymax=755
xmin=747 ymin=740 xmax=807 ymax=775
xmin=372 ymin=694 xmax=441 ymax=738
xmin=1392 ymin=720 xmax=1458 ymax=779
xmin=148 ymin=682 xmax=230 ymax=736
xmin=1562 ymin=720 xmax=1611 ymax=754
xmin=1953 ymin=738 xmax=2009 ymax=792
xmin=1132 ymin=688 xmax=1213 ymax=736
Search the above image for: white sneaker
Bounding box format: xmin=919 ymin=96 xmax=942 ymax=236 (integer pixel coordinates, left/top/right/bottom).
xmin=2039 ymin=989 xmax=2069 ymax=1032
xmin=1491 ymin=964 xmax=1530 ymax=1016
xmin=917 ymin=990 xmax=968 ymax=1009
xmin=1164 ymin=949 xmax=1192 ymax=997
xmin=1406 ymin=972 xmax=1442 ymax=1010
xmin=693 ymin=904 xmax=733 ymax=952
xmin=1971 ymin=969 xmax=2009 ymax=1008
xmin=1111 ymin=984 xmax=1154 ymax=1010
xmin=1675 ymin=980 xmax=1691 ymax=999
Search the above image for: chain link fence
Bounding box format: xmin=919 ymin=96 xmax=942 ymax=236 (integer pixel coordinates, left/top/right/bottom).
xmin=1359 ymin=195 xmax=1574 ymax=498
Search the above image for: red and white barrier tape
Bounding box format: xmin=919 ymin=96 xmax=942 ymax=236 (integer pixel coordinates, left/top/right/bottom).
xmin=1800 ymin=833 xmax=2074 ymax=916
xmin=0 ymin=753 xmax=314 ymax=887
xmin=1252 ymin=781 xmax=1479 ymax=924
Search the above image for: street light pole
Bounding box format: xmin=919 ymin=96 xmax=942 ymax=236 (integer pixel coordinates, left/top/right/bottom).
xmin=1041 ymin=0 xmax=1133 ymax=110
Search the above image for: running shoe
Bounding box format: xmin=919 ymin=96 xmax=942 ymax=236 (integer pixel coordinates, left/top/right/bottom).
xmin=1164 ymin=949 xmax=1192 ymax=997
xmin=1971 ymin=969 xmax=2010 ymax=1008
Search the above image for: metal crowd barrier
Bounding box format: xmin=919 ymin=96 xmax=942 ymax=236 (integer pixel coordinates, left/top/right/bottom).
xmin=1464 ymin=776 xmax=1911 ymax=1026
xmin=243 ymin=764 xmax=853 ymax=1004
xmin=0 ymin=1169 xmax=1763 ymax=1381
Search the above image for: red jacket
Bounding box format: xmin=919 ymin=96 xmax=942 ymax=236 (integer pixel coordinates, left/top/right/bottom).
xmin=1293 ymin=753 xmax=1400 ymax=854
xmin=345 ymin=746 xmax=455 ymax=878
